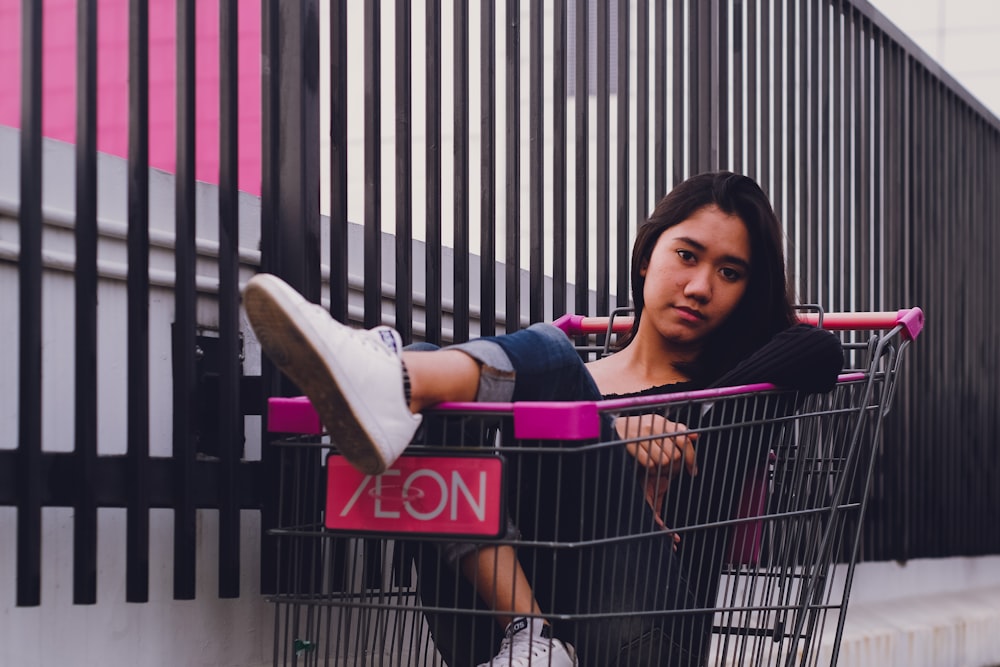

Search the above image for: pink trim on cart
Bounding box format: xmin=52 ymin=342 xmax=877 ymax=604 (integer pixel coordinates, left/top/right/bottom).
xmin=265 ymin=307 xmax=914 ymax=437
xmin=266 ymin=373 xmax=868 ymax=438
xmin=268 ymin=395 xmax=324 ymax=434
xmin=555 ymin=307 xmax=925 ymax=341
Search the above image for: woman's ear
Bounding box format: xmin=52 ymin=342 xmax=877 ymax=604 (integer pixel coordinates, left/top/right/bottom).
xmin=638 ymin=260 xmax=649 ymax=277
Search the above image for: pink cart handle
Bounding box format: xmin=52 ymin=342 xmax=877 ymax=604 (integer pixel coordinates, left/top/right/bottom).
xmin=554 ymin=307 xmax=924 ymax=341
xmin=269 ymin=308 xmax=924 ymax=435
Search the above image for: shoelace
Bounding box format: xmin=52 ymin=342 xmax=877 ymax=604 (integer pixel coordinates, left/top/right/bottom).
xmin=350 ymin=328 xmax=398 ymax=359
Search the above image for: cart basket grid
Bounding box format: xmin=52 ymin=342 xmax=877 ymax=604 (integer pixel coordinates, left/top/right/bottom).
xmin=265 ymin=306 xmax=922 ymax=667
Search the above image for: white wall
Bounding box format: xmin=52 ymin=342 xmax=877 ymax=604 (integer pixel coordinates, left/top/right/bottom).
xmin=0 ymin=125 xmax=274 ymax=667
xmin=867 ymin=0 xmax=1000 ymax=120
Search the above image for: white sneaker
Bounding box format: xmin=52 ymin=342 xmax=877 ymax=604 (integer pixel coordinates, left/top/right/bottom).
xmin=478 ymin=618 xmax=579 ymax=667
xmin=242 ymin=273 xmax=421 ymax=474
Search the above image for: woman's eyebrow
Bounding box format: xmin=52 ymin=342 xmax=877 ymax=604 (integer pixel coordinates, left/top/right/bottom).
xmin=674 ymin=235 xmax=751 ymax=270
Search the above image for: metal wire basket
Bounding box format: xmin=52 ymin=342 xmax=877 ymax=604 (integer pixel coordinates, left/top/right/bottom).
xmin=265 ymin=307 xmax=922 ymax=667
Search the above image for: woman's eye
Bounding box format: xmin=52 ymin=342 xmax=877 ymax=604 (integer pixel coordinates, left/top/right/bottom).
xmin=677 ymin=249 xmax=695 ymax=262
xmin=720 ymin=267 xmax=744 ymax=282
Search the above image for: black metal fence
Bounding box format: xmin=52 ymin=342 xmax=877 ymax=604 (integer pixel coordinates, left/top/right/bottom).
xmin=5 ymin=0 xmax=999 ymax=607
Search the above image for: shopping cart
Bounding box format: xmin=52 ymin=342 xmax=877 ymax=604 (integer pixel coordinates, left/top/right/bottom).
xmin=265 ymin=306 xmax=923 ymax=667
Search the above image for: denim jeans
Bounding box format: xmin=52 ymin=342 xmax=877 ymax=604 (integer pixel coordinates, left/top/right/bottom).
xmin=409 ymin=325 xmax=707 ymax=666
xmin=448 ymin=322 xmax=603 ymax=403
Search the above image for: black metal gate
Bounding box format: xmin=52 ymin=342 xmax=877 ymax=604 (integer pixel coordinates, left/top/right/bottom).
xmin=4 ymin=0 xmax=1000 ymax=608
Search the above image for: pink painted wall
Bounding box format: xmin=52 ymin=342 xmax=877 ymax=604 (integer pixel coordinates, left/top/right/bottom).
xmin=0 ymin=0 xmax=262 ymax=196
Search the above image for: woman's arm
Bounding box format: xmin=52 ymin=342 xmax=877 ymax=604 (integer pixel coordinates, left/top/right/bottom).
xmin=709 ymin=324 xmax=844 ymax=393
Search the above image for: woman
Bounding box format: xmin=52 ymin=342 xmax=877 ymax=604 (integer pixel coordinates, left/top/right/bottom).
xmin=243 ymin=172 xmax=844 ymax=666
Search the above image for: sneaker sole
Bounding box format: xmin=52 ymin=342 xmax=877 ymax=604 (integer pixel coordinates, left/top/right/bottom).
xmin=243 ymin=276 xmax=389 ymax=475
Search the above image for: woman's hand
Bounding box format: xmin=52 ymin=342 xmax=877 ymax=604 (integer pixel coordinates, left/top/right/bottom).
xmin=615 ymin=414 xmax=699 ymax=539
xmin=615 ymin=413 xmax=699 ymax=477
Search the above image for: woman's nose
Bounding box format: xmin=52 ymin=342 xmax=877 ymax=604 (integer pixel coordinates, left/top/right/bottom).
xmin=683 ymin=268 xmax=712 ymax=302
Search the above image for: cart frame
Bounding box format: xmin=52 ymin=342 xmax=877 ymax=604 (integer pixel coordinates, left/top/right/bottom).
xmin=265 ymin=306 xmax=923 ymax=667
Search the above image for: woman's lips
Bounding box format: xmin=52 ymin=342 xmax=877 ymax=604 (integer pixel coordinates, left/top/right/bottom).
xmin=674 ymin=306 xmax=706 ymax=323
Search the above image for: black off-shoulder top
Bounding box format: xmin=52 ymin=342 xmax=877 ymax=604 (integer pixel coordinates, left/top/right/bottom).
xmin=603 ymin=324 xmax=844 ymax=399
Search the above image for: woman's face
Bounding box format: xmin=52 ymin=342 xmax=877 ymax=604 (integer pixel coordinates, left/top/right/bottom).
xmin=639 ymin=204 xmax=751 ymax=352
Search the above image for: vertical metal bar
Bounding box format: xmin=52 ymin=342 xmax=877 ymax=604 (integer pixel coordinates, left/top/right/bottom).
xmin=908 ymin=53 xmax=922 ymax=561
xmin=273 ymin=0 xmax=321 ymax=297
xmin=806 ymin=0 xmax=819 ymax=303
xmin=733 ymin=0 xmax=744 ymax=172
xmin=832 ymin=0 xmax=843 ymax=310
xmin=426 ymin=0 xmax=443 ymax=343
xmin=479 ymin=0 xmax=496 ymax=334
xmin=840 ymin=0 xmax=851 ymax=311
xmin=173 ymin=0 xmax=197 ymax=601
xmin=596 ymin=0 xmax=609 ymax=315
xmin=17 ymin=0 xmax=43 ymax=608
xmin=928 ymin=74 xmax=940 ymax=555
xmin=781 ymin=0 xmax=803 ymax=284
xmin=800 ymin=0 xmax=813 ymax=302
xmin=911 ymin=62 xmax=926 ymax=556
xmin=126 ymin=0 xmax=151 ymax=604
xmin=713 ymin=0 xmax=727 ymax=170
xmin=573 ymin=0 xmax=589 ymax=315
xmin=73 ymin=0 xmax=99 ymax=606
xmin=668 ymin=0 xmax=681 ymax=188
xmin=898 ymin=46 xmax=912 ymax=557
xmin=395 ymin=0 xmax=413 ymax=341
xmin=933 ymin=80 xmax=944 ymax=555
xmin=552 ymin=0 xmax=567 ymax=319
xmin=990 ymin=127 xmax=1000 ymax=555
xmin=364 ymin=0 xmax=383 ymax=328
xmin=879 ymin=33 xmax=894 ymax=554
xmin=454 ymin=0 xmax=471 ymax=341
xmin=529 ymin=0 xmax=545 ymax=323
xmin=771 ymin=0 xmax=784 ymax=220
xmin=955 ymin=98 xmax=964 ymax=513
xmin=936 ymin=85 xmax=949 ymax=550
xmin=944 ymin=88 xmax=957 ymax=551
xmin=882 ymin=38 xmax=896 ymax=319
xmin=329 ymin=0 xmax=349 ymax=323
xmin=746 ymin=0 xmax=757 ymax=180
xmin=616 ymin=0 xmax=631 ymax=308
xmin=786 ymin=0 xmax=798 ymax=283
xmin=636 ymin=0 xmax=649 ymax=221
xmin=259 ymin=0 xmax=277 ymax=282
xmin=505 ymin=0 xmax=521 ymax=331
xmin=217 ymin=0 xmax=241 ymax=599
xmin=758 ymin=0 xmax=770 ymax=193
xmin=871 ymin=30 xmax=883 ymax=310
xmin=822 ymin=0 xmax=832 ymax=308
xmin=257 ymin=0 xmax=278 ymax=598
xmin=259 ymin=0 xmax=322 ymax=597
xmin=279 ymin=2 xmax=321 ymax=297
xmin=856 ymin=14 xmax=869 ymax=312
xmin=846 ymin=4 xmax=857 ymax=310
xmin=690 ymin=0 xmax=711 ymax=174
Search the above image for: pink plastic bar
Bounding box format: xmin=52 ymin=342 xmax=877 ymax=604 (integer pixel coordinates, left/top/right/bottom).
xmin=268 ymin=396 xmax=323 ymax=435
xmin=554 ymin=307 xmax=925 ymax=341
xmin=512 ymin=401 xmax=603 ymax=440
xmin=797 ymin=308 xmax=925 ymax=340
xmin=271 ymin=308 xmax=908 ymax=437
xmin=266 ymin=373 xmax=868 ymax=437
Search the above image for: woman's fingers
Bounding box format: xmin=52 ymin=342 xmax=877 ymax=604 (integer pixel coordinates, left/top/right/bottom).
xmin=640 ymin=472 xmax=681 ymax=548
xmin=681 ymin=432 xmax=699 ymax=477
xmin=620 ymin=415 xmax=699 ymax=475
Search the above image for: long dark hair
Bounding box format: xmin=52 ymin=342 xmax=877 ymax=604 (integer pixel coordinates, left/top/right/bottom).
xmin=619 ymin=171 xmax=797 ymax=384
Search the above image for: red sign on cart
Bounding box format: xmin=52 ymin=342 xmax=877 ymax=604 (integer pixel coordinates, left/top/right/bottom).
xmin=325 ymin=454 xmax=505 ymax=537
